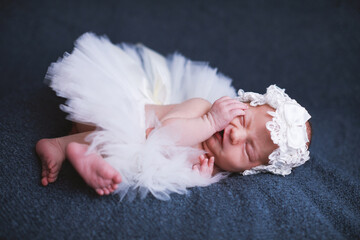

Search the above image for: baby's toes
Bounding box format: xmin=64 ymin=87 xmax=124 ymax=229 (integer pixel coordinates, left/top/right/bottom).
xmin=47 ymin=171 xmax=57 ymax=179
xmin=96 ymin=188 xmax=104 ymax=195
xmin=106 ymin=186 xmax=114 ymax=193
xmin=96 ymin=176 xmax=111 ymax=188
xmin=111 ymin=183 xmax=118 ymax=191
xmin=113 ymin=174 xmax=122 ymax=184
xmin=47 ymin=178 xmax=55 ymax=183
xmin=41 ymin=163 xmax=48 ymax=176
xmin=41 ymin=170 xmax=48 ymax=181
xmin=41 ymin=177 xmax=49 ymax=186
xmin=103 ymin=187 xmax=110 ymax=195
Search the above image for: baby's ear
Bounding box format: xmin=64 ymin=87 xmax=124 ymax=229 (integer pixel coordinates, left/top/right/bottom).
xmin=306 ymin=120 xmax=313 ymax=149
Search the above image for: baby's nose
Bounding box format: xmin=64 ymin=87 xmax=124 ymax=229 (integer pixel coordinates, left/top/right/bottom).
xmin=230 ymin=127 xmax=245 ymax=145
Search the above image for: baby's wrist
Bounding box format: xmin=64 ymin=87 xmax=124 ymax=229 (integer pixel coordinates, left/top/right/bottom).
xmin=204 ymin=112 xmax=217 ymax=133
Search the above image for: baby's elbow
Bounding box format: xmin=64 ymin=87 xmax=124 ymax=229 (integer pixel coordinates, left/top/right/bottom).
xmin=187 ymin=98 xmax=211 ymax=112
xmin=161 ymin=117 xmax=177 ymax=127
xmin=189 ymin=97 xmax=211 ymax=105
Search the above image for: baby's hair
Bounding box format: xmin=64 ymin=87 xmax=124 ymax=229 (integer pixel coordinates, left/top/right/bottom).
xmin=306 ymin=120 xmax=313 ymax=149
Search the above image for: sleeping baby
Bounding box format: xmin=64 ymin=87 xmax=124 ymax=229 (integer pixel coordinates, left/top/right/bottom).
xmin=36 ymin=33 xmax=312 ymax=200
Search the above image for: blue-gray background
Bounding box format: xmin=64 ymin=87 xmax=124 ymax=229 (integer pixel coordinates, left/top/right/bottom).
xmin=0 ymin=0 xmax=359 ymax=239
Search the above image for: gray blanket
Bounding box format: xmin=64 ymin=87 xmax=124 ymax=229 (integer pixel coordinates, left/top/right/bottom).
xmin=0 ymin=0 xmax=359 ymax=239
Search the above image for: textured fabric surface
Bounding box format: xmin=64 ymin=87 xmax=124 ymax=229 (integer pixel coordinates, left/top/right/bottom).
xmin=0 ymin=0 xmax=359 ymax=239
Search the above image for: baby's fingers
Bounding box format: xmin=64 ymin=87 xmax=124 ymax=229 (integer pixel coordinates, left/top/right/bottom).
xmin=230 ymin=108 xmax=246 ymax=117
xmin=200 ymin=158 xmax=208 ymax=172
xmin=221 ymin=98 xmax=248 ymax=107
xmin=198 ymin=154 xmax=207 ymax=166
xmin=192 ymin=164 xmax=200 ymax=171
xmin=215 ymin=96 xmax=232 ymax=103
xmin=208 ymin=156 xmax=215 ymax=167
xmin=226 ymin=100 xmax=248 ymax=110
xmin=208 ymin=156 xmax=214 ymax=173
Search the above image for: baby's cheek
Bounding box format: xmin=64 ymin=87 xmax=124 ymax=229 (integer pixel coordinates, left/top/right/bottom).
xmin=260 ymin=156 xmax=270 ymax=165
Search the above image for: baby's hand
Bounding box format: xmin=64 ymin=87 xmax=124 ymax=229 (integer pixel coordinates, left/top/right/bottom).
xmin=192 ymin=154 xmax=214 ymax=178
xmin=207 ymin=96 xmax=248 ymax=132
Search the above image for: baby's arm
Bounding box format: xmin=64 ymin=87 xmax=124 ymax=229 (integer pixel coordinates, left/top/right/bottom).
xmin=161 ymin=97 xmax=248 ymax=146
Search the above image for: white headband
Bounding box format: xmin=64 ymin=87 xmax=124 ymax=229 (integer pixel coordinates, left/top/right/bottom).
xmin=236 ymin=85 xmax=311 ymax=176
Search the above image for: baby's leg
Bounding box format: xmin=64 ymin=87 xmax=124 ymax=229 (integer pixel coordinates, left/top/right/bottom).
xmin=66 ymin=142 xmax=122 ymax=195
xmin=36 ymin=132 xmax=91 ymax=186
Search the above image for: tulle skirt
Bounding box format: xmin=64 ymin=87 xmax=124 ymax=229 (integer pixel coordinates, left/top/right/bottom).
xmin=46 ymin=32 xmax=236 ymax=200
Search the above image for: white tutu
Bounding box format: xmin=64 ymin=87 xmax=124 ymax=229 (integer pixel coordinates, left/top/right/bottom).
xmin=46 ymin=32 xmax=236 ymax=200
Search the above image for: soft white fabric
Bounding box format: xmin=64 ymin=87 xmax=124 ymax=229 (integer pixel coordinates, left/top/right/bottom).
xmin=46 ymin=32 xmax=235 ymax=200
xmin=237 ymin=85 xmax=311 ymax=176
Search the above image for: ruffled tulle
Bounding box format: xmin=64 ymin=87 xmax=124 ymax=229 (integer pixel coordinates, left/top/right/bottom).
xmin=46 ymin=32 xmax=236 ymax=200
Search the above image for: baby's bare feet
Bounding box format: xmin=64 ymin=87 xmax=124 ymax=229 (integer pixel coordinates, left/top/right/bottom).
xmin=66 ymin=142 xmax=122 ymax=195
xmin=36 ymin=138 xmax=66 ymax=186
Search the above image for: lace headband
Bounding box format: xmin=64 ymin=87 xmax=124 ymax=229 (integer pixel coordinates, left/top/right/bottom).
xmin=236 ymin=85 xmax=311 ymax=176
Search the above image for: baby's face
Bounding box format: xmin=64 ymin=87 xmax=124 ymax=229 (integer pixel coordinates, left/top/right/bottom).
xmin=203 ymin=103 xmax=278 ymax=172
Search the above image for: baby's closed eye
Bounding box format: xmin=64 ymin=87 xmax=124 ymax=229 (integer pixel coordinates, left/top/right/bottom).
xmin=244 ymin=142 xmax=254 ymax=162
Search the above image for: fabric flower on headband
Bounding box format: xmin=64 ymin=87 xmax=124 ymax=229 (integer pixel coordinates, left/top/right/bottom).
xmin=236 ymin=85 xmax=311 ymax=176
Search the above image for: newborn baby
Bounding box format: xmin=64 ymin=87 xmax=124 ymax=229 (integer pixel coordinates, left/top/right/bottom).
xmin=37 ymin=90 xmax=312 ymax=196
xmin=37 ymin=33 xmax=312 ymax=200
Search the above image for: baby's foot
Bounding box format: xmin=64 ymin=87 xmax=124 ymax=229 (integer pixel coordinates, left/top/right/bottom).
xmin=36 ymin=138 xmax=66 ymax=186
xmin=66 ymin=142 xmax=122 ymax=195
